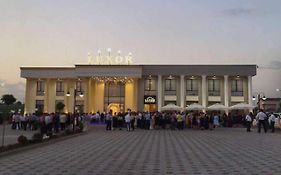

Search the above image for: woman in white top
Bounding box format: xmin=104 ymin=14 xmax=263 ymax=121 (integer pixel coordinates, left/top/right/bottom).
xmin=245 ymin=112 xmax=253 ymax=132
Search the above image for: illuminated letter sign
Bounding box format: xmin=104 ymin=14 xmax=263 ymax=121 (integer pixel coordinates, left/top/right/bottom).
xmin=87 ymin=50 xmax=133 ymax=65
xmin=144 ymin=96 xmax=156 ymax=104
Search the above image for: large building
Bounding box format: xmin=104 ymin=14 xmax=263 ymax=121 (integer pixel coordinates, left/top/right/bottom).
xmin=21 ymin=64 xmax=256 ymax=114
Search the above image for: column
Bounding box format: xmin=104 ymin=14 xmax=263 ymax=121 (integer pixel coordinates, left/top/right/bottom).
xmin=248 ymin=76 xmax=253 ymax=106
xmin=47 ymin=79 xmax=56 ymax=113
xmin=63 ymin=79 xmax=69 ymax=113
xmin=43 ymin=79 xmax=49 ymax=113
xmin=24 ymin=78 xmax=36 ymax=114
xmin=224 ymin=75 xmax=229 ymax=113
xmin=125 ymin=81 xmax=135 ymax=111
xmin=180 ymin=75 xmax=185 ymax=108
xmin=201 ymin=75 xmax=207 ymax=109
xmin=84 ymin=78 xmax=90 ymax=113
xmin=157 ymin=75 xmax=162 ymax=111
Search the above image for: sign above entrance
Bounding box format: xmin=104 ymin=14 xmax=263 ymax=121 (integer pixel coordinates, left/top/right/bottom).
xmin=144 ymin=96 xmax=157 ymax=104
xmin=87 ymin=48 xmax=134 ymax=65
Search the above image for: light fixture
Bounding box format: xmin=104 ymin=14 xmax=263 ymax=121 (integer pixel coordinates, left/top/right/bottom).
xmin=212 ymin=75 xmax=216 ymax=79
xmin=168 ymin=75 xmax=173 ymax=79
xmin=128 ymin=52 xmax=132 ymax=56
xmin=107 ymin=48 xmax=111 ymax=53
xmin=66 ymin=91 xmax=70 ymax=96
xmin=277 ymin=89 xmax=280 ymax=92
xmin=97 ymin=49 xmax=101 ymax=54
xmin=252 ymin=96 xmax=256 ymax=101
xmin=117 ymin=50 xmax=121 ymax=55
xmin=262 ymin=96 xmax=266 ymax=101
xmin=190 ymin=76 xmax=195 ymax=79
xmin=79 ymin=92 xmax=84 ymax=98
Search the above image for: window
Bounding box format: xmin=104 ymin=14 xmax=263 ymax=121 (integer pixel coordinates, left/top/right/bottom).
xmin=208 ymin=79 xmax=220 ymax=96
xmin=76 ymin=81 xmax=84 ymax=96
xmin=36 ymin=81 xmax=45 ymax=96
xmin=144 ymin=78 xmax=156 ymax=91
xmin=35 ymin=100 xmax=44 ymax=112
xmin=165 ymin=79 xmax=176 ymax=95
xmin=56 ymin=81 xmax=64 ymax=96
xmin=186 ymin=79 xmax=198 ymax=96
xmin=231 ymin=79 xmax=243 ymax=96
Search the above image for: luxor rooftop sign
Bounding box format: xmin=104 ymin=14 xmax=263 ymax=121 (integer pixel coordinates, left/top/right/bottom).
xmin=87 ymin=49 xmax=133 ymax=65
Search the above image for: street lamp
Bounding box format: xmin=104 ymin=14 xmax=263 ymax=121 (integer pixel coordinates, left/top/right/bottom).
xmin=252 ymin=92 xmax=266 ymax=110
xmin=66 ymin=88 xmax=84 ymax=132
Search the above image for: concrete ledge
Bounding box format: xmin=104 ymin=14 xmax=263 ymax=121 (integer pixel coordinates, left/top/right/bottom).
xmin=0 ymin=131 xmax=86 ymax=158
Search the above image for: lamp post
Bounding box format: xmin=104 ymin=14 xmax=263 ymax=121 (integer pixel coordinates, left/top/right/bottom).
xmin=66 ymin=88 xmax=83 ymax=132
xmin=252 ymin=92 xmax=266 ymax=111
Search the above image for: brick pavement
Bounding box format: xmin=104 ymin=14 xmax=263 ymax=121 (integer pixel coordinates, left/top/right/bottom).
xmin=0 ymin=127 xmax=280 ymax=175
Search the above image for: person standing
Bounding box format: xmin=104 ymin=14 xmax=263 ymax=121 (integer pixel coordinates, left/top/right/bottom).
xmin=176 ymin=112 xmax=183 ymax=130
xmin=125 ymin=111 xmax=131 ymax=131
xmin=213 ymin=113 xmax=220 ymax=128
xmin=245 ymin=112 xmax=253 ymax=132
xmin=145 ymin=112 xmax=151 ymax=130
xmin=256 ymin=109 xmax=267 ymax=133
xmin=269 ymin=113 xmax=276 ymax=133
xmin=60 ymin=113 xmax=67 ymax=131
xmin=105 ymin=111 xmax=113 ymax=131
xmin=130 ymin=112 xmax=136 ymax=131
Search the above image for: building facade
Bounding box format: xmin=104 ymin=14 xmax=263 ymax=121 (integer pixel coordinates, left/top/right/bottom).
xmin=21 ymin=65 xmax=256 ymax=114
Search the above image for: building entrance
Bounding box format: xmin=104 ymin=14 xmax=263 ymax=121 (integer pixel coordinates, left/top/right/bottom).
xmin=104 ymin=82 xmax=125 ymax=113
xmin=144 ymin=104 xmax=156 ymax=112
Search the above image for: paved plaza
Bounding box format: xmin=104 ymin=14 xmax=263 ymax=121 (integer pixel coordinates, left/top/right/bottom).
xmin=0 ymin=124 xmax=37 ymax=145
xmin=0 ymin=126 xmax=281 ymax=175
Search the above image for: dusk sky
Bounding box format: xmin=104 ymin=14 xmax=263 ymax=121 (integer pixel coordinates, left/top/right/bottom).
xmin=0 ymin=0 xmax=280 ymax=101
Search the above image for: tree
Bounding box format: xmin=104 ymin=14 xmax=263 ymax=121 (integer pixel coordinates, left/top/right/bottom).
xmin=1 ymin=94 xmax=16 ymax=105
xmin=56 ymin=102 xmax=65 ymax=113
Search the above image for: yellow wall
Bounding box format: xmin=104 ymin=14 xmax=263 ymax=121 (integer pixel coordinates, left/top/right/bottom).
xmin=125 ymin=79 xmax=138 ymax=111
xmin=94 ymin=81 xmax=104 ymax=112
xmin=24 ymin=78 xmax=36 ymax=114
xmin=47 ymin=79 xmax=56 ymax=113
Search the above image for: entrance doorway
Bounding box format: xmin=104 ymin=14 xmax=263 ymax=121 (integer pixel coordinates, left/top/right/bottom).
xmin=144 ymin=104 xmax=156 ymax=112
xmin=107 ymin=103 xmax=121 ymax=115
xmin=104 ymin=82 xmax=125 ymax=113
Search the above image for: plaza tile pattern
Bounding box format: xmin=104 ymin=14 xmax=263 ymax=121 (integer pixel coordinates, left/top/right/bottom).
xmin=0 ymin=127 xmax=280 ymax=175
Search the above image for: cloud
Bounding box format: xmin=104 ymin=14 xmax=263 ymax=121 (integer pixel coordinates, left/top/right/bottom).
xmin=0 ymin=80 xmax=25 ymax=102
xmin=224 ymin=8 xmax=255 ymax=16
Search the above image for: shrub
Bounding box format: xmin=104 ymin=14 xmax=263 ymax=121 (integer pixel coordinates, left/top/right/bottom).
xmin=17 ymin=135 xmax=28 ymax=145
xmin=65 ymin=128 xmax=73 ymax=135
xmin=32 ymin=133 xmax=43 ymax=143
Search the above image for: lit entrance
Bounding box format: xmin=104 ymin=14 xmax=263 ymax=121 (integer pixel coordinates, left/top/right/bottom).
xmin=144 ymin=95 xmax=157 ymax=112
xmin=107 ymin=103 xmax=122 ymax=115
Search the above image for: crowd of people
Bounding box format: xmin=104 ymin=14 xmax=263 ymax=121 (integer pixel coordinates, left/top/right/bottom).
xmin=89 ymin=110 xmax=250 ymax=131
xmin=9 ymin=109 xmax=279 ymax=134
xmin=10 ymin=113 xmax=86 ymax=136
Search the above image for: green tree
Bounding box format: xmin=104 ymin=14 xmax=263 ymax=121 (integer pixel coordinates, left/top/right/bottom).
xmin=56 ymin=102 xmax=65 ymax=113
xmin=1 ymin=94 xmax=16 ymax=105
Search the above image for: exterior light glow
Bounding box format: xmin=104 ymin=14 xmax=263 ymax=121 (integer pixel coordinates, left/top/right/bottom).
xmin=262 ymin=96 xmax=266 ymax=100
xmin=66 ymin=91 xmax=70 ymax=96
xmin=252 ymin=96 xmax=256 ymax=101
